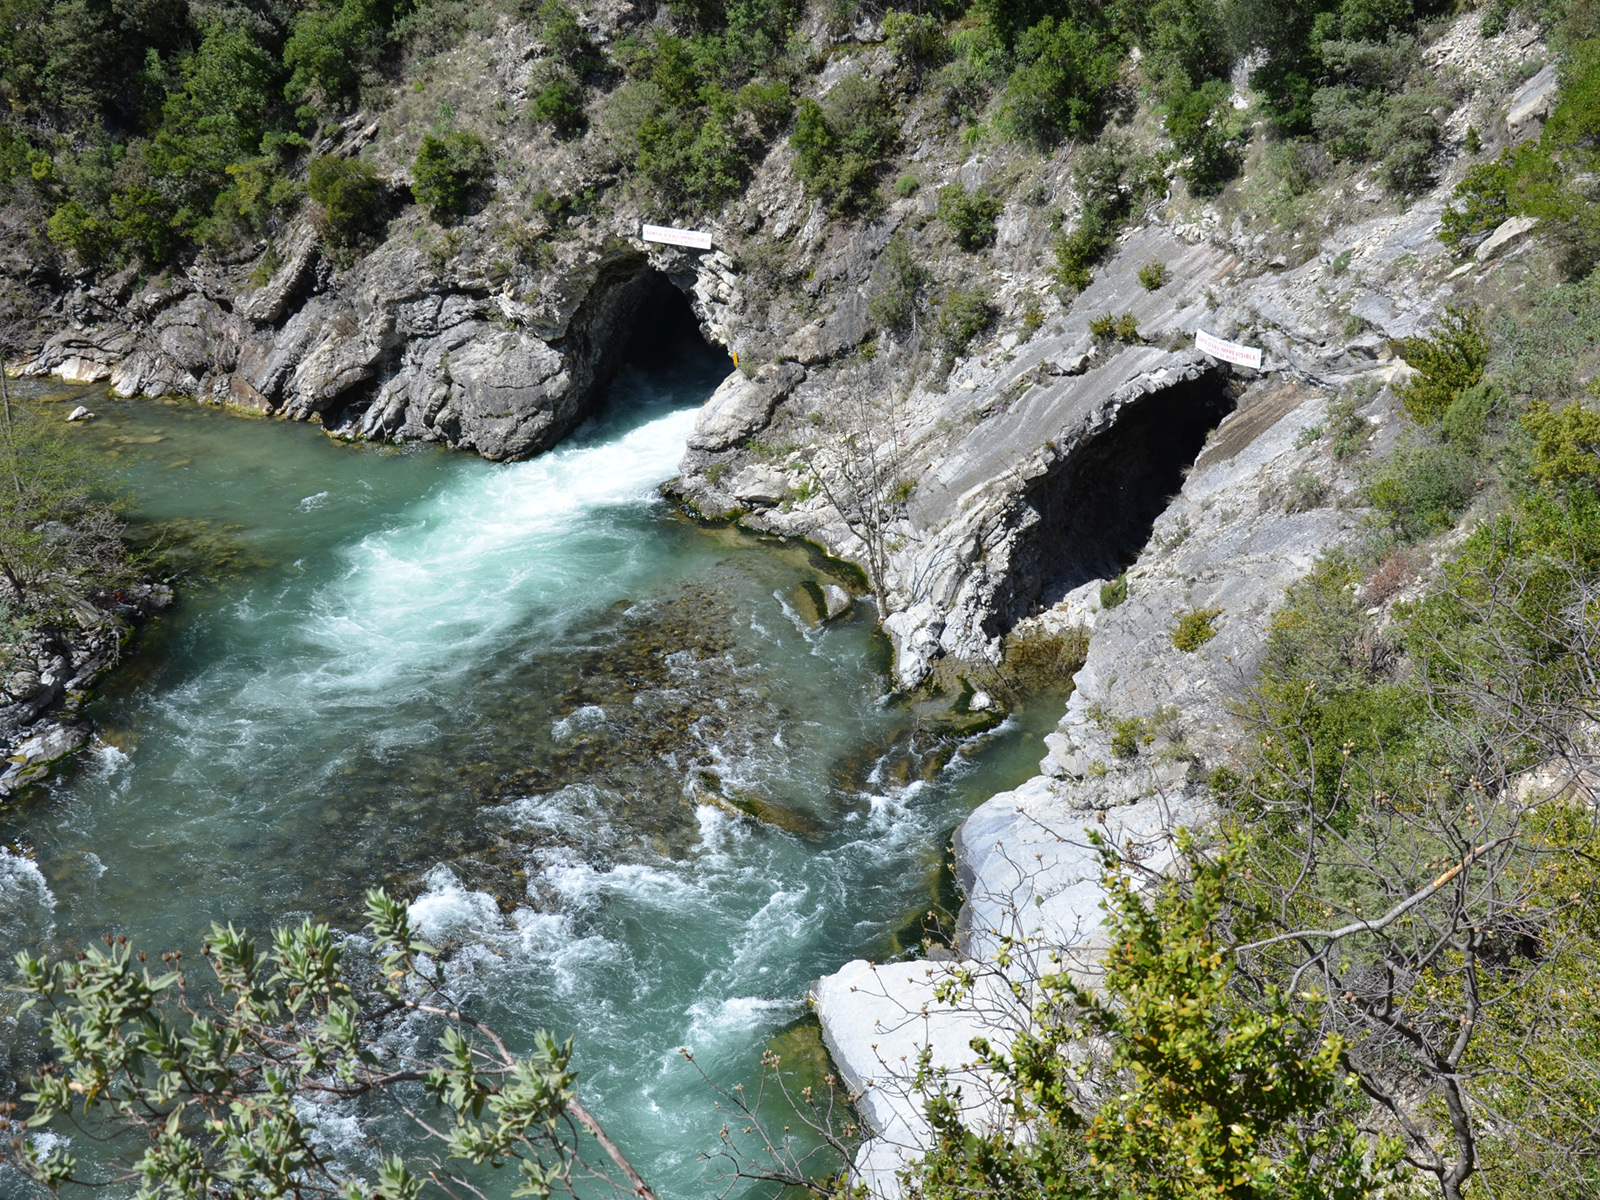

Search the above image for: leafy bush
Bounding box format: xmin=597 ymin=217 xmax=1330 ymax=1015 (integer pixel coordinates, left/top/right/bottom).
xmin=1164 ymin=77 xmax=1239 ymax=195
xmin=1365 ymin=436 xmax=1479 ymax=543
xmin=1391 ymin=304 xmax=1489 ymax=424
xmin=997 ymin=15 xmax=1122 ymax=146
xmin=936 ymin=183 xmax=1001 ymax=250
xmin=734 ymin=78 xmax=793 ymax=133
xmin=1053 ymin=139 xmax=1154 ymax=291
xmin=882 ymin=8 xmax=949 ymax=73
xmin=1137 ymin=260 xmax=1169 ymax=290
xmin=1170 ymin=606 xmax=1222 ymax=651
xmin=894 ymin=172 xmax=919 ymax=197
xmin=307 ymin=155 xmax=385 ymax=248
xmin=933 ymin=286 xmax=995 ymax=362
xmin=530 ymin=70 xmax=587 ymax=139
xmin=868 ymin=231 xmax=924 ymax=334
xmin=536 ymin=0 xmax=596 ymax=67
xmin=1100 ymin=572 xmax=1128 ymax=609
xmin=412 ymin=130 xmax=493 ymax=221
xmin=1523 ymin=397 xmax=1600 ymax=489
xmin=1089 ymin=311 xmax=1140 ymax=342
xmin=1110 ymin=714 xmax=1145 ymax=757
xmin=790 ymin=72 xmax=896 ymax=216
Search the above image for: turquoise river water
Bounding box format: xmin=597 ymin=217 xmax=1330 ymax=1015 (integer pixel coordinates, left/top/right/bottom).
xmin=0 ymin=336 xmax=1059 ymax=1197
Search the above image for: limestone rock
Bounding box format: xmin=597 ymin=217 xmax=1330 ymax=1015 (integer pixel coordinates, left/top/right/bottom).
xmin=1475 ymin=214 xmax=1540 ymax=262
xmin=0 ymin=723 xmax=87 ymax=795
xmin=821 ymin=583 xmax=852 ymax=619
xmin=1507 ymin=62 xmax=1559 ymax=140
xmin=433 ymin=327 xmax=574 ymax=461
xmin=813 ymin=958 xmax=1020 ymax=1199
xmin=779 ymin=290 xmax=871 ymax=365
xmin=66 ymin=405 xmax=93 ymax=422
xmin=239 ymin=227 xmax=320 ymax=325
xmin=688 ymin=362 xmax=806 ymax=452
xmin=727 ymin=463 xmax=791 ymax=504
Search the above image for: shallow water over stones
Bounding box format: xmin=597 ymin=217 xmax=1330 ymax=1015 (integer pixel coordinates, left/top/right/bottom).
xmin=0 ymin=339 xmax=1062 ymax=1197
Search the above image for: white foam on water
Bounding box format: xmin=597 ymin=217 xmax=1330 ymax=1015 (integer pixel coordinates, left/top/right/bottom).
xmin=683 ymin=995 xmax=799 ymax=1044
xmin=407 ymin=864 xmax=503 ymax=943
xmin=0 ymin=847 xmax=56 ymax=941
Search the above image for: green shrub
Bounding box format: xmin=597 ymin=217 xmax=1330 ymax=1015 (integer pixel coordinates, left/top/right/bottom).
xmin=1365 ymin=437 xmax=1479 ymax=543
xmin=536 ymin=0 xmax=595 ymax=67
xmin=1002 ymin=622 xmax=1089 ymax=693
xmin=1089 ymin=311 xmax=1139 ymax=343
xmin=1170 ymin=606 xmax=1222 ymax=652
xmin=1373 ymin=89 xmax=1442 ymax=195
xmin=790 ymin=73 xmax=896 ymax=215
xmin=1391 ymin=304 xmax=1489 ymax=424
xmin=308 ymin=155 xmax=384 ymax=248
xmin=1164 ymin=77 xmax=1239 ymax=196
xmin=1523 ymin=397 xmax=1600 ymax=489
xmin=1326 ymin=390 xmax=1371 ymax=460
xmin=1052 ymin=139 xmax=1153 ymax=291
xmin=46 ymin=199 xmax=112 ymax=266
xmin=882 ymin=9 xmax=949 ymax=73
xmin=1110 ymin=714 xmax=1144 ymax=758
xmin=413 ymin=130 xmax=493 ymax=221
xmin=934 ymin=286 xmax=995 ymax=362
xmin=734 ymin=78 xmax=792 ymax=133
xmin=868 ymin=231 xmax=924 ymax=334
xmin=937 ymin=183 xmax=1001 ymax=251
xmin=894 ymin=172 xmax=919 ymax=197
xmin=996 ymin=15 xmax=1122 ymax=147
xmin=1100 ymin=573 xmax=1127 ymax=609
xmin=1284 ymin=469 xmax=1331 ymax=513
xmin=1137 ymin=260 xmax=1169 ymax=290
xmin=529 ymin=72 xmax=586 ymax=139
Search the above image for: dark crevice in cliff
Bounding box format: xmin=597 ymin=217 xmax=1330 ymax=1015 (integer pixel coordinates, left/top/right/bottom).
xmin=997 ymin=369 xmax=1240 ymax=631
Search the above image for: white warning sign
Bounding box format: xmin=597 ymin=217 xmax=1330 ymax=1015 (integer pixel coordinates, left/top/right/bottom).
xmin=641 ymin=224 xmax=713 ymax=250
xmin=1195 ymin=328 xmax=1263 ymax=370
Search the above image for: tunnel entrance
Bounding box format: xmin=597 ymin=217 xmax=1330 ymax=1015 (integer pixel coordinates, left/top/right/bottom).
xmin=571 ymin=265 xmax=732 ymax=424
xmin=999 ymin=370 xmax=1239 ymax=628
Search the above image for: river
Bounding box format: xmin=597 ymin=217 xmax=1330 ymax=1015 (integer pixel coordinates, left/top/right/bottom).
xmin=0 ymin=333 xmax=1059 ymax=1197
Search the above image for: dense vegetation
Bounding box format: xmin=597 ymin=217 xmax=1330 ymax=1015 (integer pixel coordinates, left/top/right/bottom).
xmin=3 ymin=0 xmax=1591 ymax=279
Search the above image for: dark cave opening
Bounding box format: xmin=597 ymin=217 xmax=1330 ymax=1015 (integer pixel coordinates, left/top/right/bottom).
xmin=574 ymin=265 xmax=732 ymax=421
xmin=999 ymin=370 xmax=1240 ymax=629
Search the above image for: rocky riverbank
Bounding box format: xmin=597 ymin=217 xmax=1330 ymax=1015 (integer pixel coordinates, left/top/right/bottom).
xmin=0 ymin=581 xmax=172 ymax=800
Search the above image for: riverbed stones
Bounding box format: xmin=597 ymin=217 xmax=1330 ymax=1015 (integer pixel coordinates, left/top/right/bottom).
xmin=0 ymin=722 xmax=88 ymax=795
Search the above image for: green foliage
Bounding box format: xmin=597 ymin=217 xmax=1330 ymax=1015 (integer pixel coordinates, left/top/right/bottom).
xmin=0 ymin=390 xmax=131 ymax=624
xmin=1088 ymin=311 xmax=1140 ymax=342
xmin=412 ymin=130 xmax=493 ymax=221
xmin=1164 ymin=77 xmax=1240 ymax=195
xmin=997 ymin=14 xmax=1122 ymax=146
xmin=936 ymin=183 xmax=1001 ymax=251
xmin=1137 ymin=260 xmax=1169 ymax=290
xmin=1391 ymin=304 xmax=1489 ymax=424
xmin=734 ymin=78 xmax=793 ymax=133
xmin=1100 ymin=572 xmax=1128 ymax=608
xmin=1110 ymin=713 xmax=1146 ymax=757
xmin=933 ymin=286 xmax=995 ymax=362
xmin=537 ymin=0 xmax=595 ymax=68
xmin=1325 ymin=389 xmax=1371 ymax=459
xmin=1170 ymin=605 xmax=1222 ymax=651
xmin=1364 ymin=434 xmax=1479 ymax=543
xmin=308 ymin=154 xmax=385 ymax=249
xmin=868 ymin=230 xmax=925 ymax=334
xmin=909 ymin=841 xmax=1398 ymax=1200
xmin=284 ymin=0 xmax=391 ymax=114
xmin=894 ymin=172 xmax=920 ymax=197
xmin=1 ymin=888 xmax=643 ymax=1200
xmin=1053 ymin=139 xmax=1155 ymax=291
xmin=790 ymin=73 xmax=896 ymax=216
xmin=1523 ymin=395 xmax=1600 ymax=488
xmin=882 ymin=8 xmax=949 ymax=73
xmin=530 ymin=70 xmax=587 ymax=139
xmin=1001 ymin=621 xmax=1089 ymax=692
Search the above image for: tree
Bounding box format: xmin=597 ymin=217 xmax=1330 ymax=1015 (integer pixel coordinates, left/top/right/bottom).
xmin=1 ymin=890 xmax=660 ymax=1200
xmin=803 ymin=356 xmax=916 ymax=621
xmin=909 ymin=840 xmax=1401 ymax=1200
xmin=411 ymin=131 xmax=493 ymax=222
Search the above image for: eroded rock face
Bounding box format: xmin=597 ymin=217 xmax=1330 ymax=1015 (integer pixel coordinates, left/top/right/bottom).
xmin=26 ymin=228 xmax=730 ymax=464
